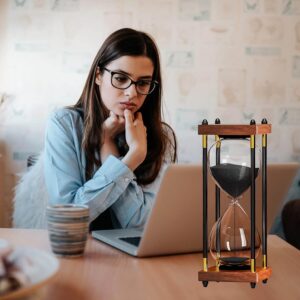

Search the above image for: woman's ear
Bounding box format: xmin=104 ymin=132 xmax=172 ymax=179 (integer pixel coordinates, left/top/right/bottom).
xmin=95 ymin=67 xmax=102 ymax=86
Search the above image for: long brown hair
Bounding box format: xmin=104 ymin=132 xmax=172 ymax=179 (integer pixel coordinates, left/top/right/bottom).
xmin=72 ymin=28 xmax=177 ymax=184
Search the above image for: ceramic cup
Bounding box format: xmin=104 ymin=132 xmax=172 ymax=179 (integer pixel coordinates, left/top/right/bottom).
xmin=46 ymin=204 xmax=89 ymax=257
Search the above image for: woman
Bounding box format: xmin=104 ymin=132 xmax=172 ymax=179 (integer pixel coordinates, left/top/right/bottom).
xmin=44 ymin=28 xmax=177 ymax=230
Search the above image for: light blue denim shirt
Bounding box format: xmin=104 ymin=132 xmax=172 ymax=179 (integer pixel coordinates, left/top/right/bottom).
xmin=44 ymin=108 xmax=166 ymax=228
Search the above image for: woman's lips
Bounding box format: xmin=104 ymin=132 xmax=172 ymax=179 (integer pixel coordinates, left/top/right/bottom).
xmin=119 ymin=102 xmax=137 ymax=110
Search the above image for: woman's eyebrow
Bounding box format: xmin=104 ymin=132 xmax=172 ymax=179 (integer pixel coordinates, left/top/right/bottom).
xmin=113 ymin=69 xmax=152 ymax=79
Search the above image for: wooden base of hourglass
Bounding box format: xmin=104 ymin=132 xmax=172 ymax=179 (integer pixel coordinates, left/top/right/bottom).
xmin=198 ymin=266 xmax=272 ymax=285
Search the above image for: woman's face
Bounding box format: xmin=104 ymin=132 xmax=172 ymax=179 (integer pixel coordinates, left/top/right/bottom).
xmin=96 ymin=55 xmax=154 ymax=116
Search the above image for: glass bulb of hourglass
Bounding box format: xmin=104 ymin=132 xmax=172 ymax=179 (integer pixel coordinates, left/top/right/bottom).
xmin=208 ymin=138 xmax=261 ymax=268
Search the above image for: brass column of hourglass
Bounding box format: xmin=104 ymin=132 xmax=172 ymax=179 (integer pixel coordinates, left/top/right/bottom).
xmin=197 ymin=119 xmax=272 ymax=288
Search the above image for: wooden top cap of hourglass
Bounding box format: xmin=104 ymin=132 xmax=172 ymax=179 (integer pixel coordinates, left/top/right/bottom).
xmin=198 ymin=124 xmax=272 ymax=136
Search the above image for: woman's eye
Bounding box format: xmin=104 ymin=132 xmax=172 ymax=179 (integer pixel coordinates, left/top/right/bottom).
xmin=114 ymin=75 xmax=128 ymax=82
xmin=138 ymin=80 xmax=151 ymax=87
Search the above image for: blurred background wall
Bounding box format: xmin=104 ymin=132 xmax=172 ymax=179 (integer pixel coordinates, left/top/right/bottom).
xmin=0 ymin=0 xmax=300 ymax=226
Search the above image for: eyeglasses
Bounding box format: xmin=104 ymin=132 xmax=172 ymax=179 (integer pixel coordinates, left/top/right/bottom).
xmin=103 ymin=67 xmax=158 ymax=95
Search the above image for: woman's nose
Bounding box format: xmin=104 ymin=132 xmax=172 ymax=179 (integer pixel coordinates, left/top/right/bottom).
xmin=124 ymin=83 xmax=138 ymax=98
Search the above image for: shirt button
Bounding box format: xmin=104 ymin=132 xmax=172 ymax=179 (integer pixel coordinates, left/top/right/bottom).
xmin=124 ymin=177 xmax=131 ymax=183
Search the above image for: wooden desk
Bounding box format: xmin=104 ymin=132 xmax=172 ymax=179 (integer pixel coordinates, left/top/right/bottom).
xmin=0 ymin=229 xmax=299 ymax=300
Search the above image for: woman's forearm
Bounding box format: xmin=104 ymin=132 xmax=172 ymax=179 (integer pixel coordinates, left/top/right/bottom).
xmin=100 ymin=139 xmax=120 ymax=163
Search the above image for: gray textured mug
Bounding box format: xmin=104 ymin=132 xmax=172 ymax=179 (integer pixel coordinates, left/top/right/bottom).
xmin=46 ymin=204 xmax=89 ymax=257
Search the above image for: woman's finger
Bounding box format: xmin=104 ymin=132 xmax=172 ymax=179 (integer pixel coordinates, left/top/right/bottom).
xmin=124 ymin=109 xmax=133 ymax=126
xmin=119 ymin=116 xmax=125 ymax=125
xmin=133 ymin=112 xmax=144 ymax=127
xmin=109 ymin=111 xmax=117 ymax=120
xmin=136 ymin=112 xmax=143 ymax=122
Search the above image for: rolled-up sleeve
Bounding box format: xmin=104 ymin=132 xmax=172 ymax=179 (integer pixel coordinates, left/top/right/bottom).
xmin=44 ymin=110 xmax=167 ymax=228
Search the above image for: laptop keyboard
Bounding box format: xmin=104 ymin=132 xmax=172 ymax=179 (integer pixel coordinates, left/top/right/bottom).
xmin=119 ymin=237 xmax=141 ymax=247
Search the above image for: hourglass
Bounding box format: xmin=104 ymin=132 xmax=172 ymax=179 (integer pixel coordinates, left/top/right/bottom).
xmin=209 ymin=138 xmax=261 ymax=269
xmin=198 ymin=119 xmax=272 ymax=288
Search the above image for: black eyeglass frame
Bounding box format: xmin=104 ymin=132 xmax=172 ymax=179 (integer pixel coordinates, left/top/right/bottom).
xmin=102 ymin=67 xmax=159 ymax=95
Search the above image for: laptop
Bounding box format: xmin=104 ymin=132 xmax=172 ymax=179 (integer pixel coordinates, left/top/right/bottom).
xmin=92 ymin=163 xmax=299 ymax=257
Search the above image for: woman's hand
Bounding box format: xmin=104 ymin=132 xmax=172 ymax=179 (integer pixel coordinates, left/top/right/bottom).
xmin=101 ymin=111 xmax=125 ymax=162
xmin=102 ymin=111 xmax=125 ymax=142
xmin=122 ymin=109 xmax=147 ymax=171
